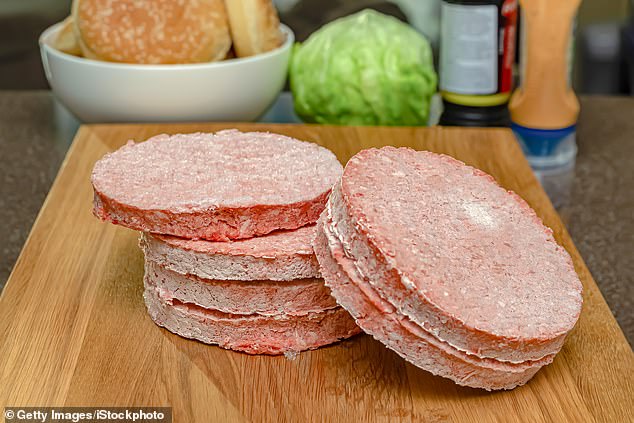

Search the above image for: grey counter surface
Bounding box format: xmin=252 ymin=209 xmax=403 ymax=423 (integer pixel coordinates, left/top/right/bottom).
xmin=0 ymin=91 xmax=632 ymax=345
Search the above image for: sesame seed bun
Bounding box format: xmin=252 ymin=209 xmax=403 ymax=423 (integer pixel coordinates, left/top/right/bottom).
xmin=223 ymin=0 xmax=284 ymax=57
xmin=71 ymin=0 xmax=231 ymax=64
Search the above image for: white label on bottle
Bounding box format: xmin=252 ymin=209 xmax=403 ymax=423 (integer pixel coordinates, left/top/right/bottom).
xmin=440 ymin=3 xmax=498 ymax=94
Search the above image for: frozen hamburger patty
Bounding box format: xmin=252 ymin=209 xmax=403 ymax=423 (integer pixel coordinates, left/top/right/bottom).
xmin=144 ymin=278 xmax=360 ymax=355
xmin=144 ymin=260 xmax=337 ymax=316
xmin=92 ymin=130 xmax=342 ymax=240
xmin=140 ymin=225 xmax=320 ymax=281
xmin=313 ymin=147 xmax=583 ymax=388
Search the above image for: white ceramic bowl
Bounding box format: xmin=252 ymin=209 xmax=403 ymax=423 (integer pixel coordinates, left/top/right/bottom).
xmin=39 ymin=22 xmax=294 ymax=123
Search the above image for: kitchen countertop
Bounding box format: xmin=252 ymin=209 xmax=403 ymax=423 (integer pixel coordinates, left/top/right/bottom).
xmin=0 ymin=91 xmax=632 ymax=345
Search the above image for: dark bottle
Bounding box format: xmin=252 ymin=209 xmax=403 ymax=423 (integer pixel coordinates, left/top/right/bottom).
xmin=439 ymin=0 xmax=518 ymax=126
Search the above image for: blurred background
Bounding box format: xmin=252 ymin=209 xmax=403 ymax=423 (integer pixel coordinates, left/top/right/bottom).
xmin=0 ymin=0 xmax=631 ymax=93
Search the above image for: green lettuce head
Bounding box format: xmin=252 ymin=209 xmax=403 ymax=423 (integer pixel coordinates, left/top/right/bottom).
xmin=290 ymin=10 xmax=437 ymax=126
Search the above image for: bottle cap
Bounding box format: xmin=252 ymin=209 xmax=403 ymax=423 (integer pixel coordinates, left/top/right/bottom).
xmin=440 ymin=101 xmax=511 ymax=127
xmin=511 ymin=123 xmax=577 ymax=168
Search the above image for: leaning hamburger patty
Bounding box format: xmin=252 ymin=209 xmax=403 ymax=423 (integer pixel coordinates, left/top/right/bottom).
xmin=312 ymin=147 xmax=583 ymax=388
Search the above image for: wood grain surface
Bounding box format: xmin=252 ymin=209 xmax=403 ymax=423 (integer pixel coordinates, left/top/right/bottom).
xmin=0 ymin=123 xmax=632 ymax=422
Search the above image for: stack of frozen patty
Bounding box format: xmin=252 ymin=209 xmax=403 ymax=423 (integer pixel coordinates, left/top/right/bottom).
xmin=91 ymin=130 xmax=360 ymax=354
xmin=314 ymin=147 xmax=583 ymax=390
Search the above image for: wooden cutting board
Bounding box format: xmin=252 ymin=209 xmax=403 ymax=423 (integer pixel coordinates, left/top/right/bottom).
xmin=0 ymin=123 xmax=632 ymax=422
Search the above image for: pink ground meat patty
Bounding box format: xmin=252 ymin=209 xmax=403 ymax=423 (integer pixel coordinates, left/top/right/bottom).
xmin=140 ymin=225 xmax=320 ymax=281
xmin=329 ymin=147 xmax=582 ymax=363
xmin=315 ymin=219 xmax=550 ymax=390
xmin=145 ymin=260 xmax=337 ymax=316
xmin=312 ymin=147 xmax=584 ymax=389
xmin=92 ymin=130 xmax=342 ymax=241
xmin=144 ymin=277 xmax=361 ymax=355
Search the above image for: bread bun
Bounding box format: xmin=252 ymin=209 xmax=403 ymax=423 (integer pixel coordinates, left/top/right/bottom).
xmin=71 ymin=0 xmax=231 ymax=64
xmin=223 ymin=0 xmax=284 ymax=57
xmin=54 ymin=16 xmax=82 ymax=56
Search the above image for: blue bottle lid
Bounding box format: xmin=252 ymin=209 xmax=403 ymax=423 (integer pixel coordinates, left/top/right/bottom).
xmin=511 ymin=122 xmax=577 ymax=169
